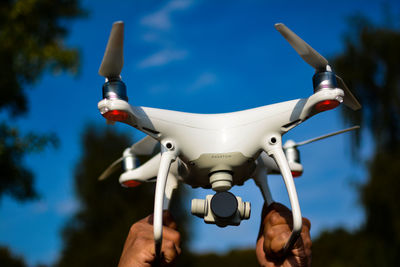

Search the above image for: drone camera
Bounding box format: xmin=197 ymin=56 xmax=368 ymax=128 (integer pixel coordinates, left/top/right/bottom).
xmin=191 ymin=191 xmax=250 ymax=227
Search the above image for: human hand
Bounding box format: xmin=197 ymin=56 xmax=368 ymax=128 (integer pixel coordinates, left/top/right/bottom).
xmin=118 ymin=211 xmax=181 ymax=267
xmin=256 ymin=202 xmax=312 ymax=267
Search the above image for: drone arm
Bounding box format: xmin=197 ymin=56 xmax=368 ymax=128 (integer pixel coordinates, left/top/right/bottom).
xmin=98 ymin=99 xmax=152 ymax=131
xmin=280 ymin=89 xmax=345 ymax=134
xmin=262 ymin=136 xmax=302 ymax=253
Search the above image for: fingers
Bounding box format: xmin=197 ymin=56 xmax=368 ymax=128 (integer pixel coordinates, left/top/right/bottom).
xmin=162 ymin=210 xmax=178 ymax=229
xmin=260 ymin=202 xmax=312 ymax=260
xmin=156 ymin=225 xmax=181 ymax=265
xmin=163 ymin=225 xmax=181 ymax=251
xmin=160 ymin=238 xmax=180 ymax=265
xmin=255 ymin=235 xmax=268 ymax=266
xmin=119 ymin=213 xmax=181 ymax=267
xmin=147 ymin=210 xmax=178 ymax=229
xmin=292 ymin=218 xmax=312 ymax=262
xmin=265 ymin=223 xmax=290 ymax=256
xmin=141 ymin=216 xmax=181 ymax=256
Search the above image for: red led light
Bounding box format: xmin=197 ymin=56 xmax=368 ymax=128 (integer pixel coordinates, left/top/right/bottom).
xmin=121 ymin=180 xmax=141 ymax=188
xmin=291 ymin=171 xmax=303 ymax=178
xmin=314 ymin=100 xmax=340 ymax=112
xmin=102 ymin=110 xmax=129 ymax=122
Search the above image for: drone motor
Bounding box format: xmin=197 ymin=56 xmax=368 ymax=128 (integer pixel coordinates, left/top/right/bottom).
xmin=102 ymin=78 xmax=128 ymax=101
xmin=312 ymin=70 xmax=338 ymax=93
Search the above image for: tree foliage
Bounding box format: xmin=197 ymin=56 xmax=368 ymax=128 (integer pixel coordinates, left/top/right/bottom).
xmin=57 ymin=125 xmax=189 ymax=266
xmin=0 ymin=123 xmax=58 ymax=200
xmin=0 ymin=0 xmax=84 ymax=202
xmin=56 ymin=125 xmax=153 ymax=266
xmin=0 ymin=0 xmax=85 ymax=115
xmin=312 ymin=14 xmax=400 ymax=266
xmin=0 ymin=246 xmax=27 ymax=267
xmin=333 ymin=15 xmax=400 ymax=151
xmin=179 ymin=249 xmax=259 ymax=267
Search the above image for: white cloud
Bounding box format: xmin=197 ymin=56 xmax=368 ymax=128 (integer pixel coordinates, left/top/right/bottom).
xmin=137 ymin=49 xmax=188 ymax=68
xmin=140 ymin=0 xmax=193 ymax=30
xmin=187 ymin=72 xmax=217 ymax=92
xmin=137 ymin=0 xmax=194 ymax=69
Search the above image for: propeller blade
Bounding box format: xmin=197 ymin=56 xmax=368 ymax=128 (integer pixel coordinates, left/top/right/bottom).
xmin=98 ymin=157 xmax=123 ymax=181
xmin=336 ymin=75 xmax=362 ymax=110
xmin=294 ymin=126 xmax=360 ymax=147
xmin=274 ymin=23 xmax=328 ymax=71
xmin=130 ymin=136 xmax=160 ymax=155
xmin=98 ymin=21 xmax=124 ymax=78
xmin=274 ymin=23 xmax=361 ymax=110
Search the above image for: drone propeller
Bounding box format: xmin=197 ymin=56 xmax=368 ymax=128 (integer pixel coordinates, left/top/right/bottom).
xmin=98 ymin=21 xmax=124 ymax=79
xmin=335 ymin=75 xmax=361 ymax=111
xmin=274 ymin=23 xmax=328 ymax=71
xmin=98 ymin=136 xmax=160 ymax=181
xmin=284 ymin=125 xmax=360 ymax=149
xmin=274 ymin=23 xmax=361 ymax=111
xmin=129 ymin=136 xmax=159 ymax=155
xmin=98 ymin=157 xmax=123 ymax=181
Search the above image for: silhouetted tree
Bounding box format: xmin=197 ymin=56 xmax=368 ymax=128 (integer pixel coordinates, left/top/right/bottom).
xmin=334 ymin=15 xmax=400 ymax=152
xmin=312 ymin=14 xmax=400 ymax=266
xmin=0 ymin=246 xmax=27 ymax=267
xmin=0 ymin=0 xmax=85 ymax=202
xmin=0 ymin=0 xmax=84 ymax=265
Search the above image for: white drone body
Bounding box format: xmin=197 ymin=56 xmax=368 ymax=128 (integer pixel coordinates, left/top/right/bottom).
xmin=97 ymin=21 xmax=361 ymax=254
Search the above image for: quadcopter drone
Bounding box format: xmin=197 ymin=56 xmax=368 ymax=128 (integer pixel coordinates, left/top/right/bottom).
xmin=97 ymin=21 xmax=361 ymax=254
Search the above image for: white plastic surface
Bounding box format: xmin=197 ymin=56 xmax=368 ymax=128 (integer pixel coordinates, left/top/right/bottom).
xmin=98 ymin=88 xmax=344 ymax=164
xmin=163 ymin=174 xmax=178 ymax=210
xmin=253 ymin=157 xmax=274 ymax=205
xmin=263 ymin=135 xmax=302 ymax=252
xmin=153 ymin=146 xmax=177 ymax=244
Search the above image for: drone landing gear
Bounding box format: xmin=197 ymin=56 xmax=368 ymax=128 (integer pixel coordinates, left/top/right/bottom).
xmin=263 ymin=135 xmax=302 ymax=253
xmin=253 ymin=161 xmax=274 ymax=205
xmin=153 ymin=142 xmax=178 ymax=261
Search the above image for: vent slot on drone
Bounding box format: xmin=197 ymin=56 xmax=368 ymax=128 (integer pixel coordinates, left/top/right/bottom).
xmin=142 ymin=127 xmax=160 ymax=136
xmin=281 ymin=119 xmax=301 ymax=131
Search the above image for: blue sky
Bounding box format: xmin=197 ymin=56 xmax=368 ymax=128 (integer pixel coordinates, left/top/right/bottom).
xmin=1 ymin=0 xmax=398 ymax=265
